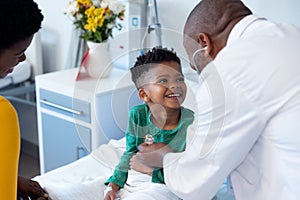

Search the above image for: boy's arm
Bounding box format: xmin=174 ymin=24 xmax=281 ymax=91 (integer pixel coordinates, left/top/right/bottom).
xmin=105 ymin=109 xmax=139 ymax=187
xmin=105 ymin=133 xmax=138 ymax=187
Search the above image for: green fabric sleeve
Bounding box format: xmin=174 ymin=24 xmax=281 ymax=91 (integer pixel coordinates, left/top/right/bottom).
xmin=152 ymin=168 xmax=165 ymax=184
xmin=105 ymin=106 xmax=194 ymax=187
xmin=105 ymin=108 xmax=140 ymax=187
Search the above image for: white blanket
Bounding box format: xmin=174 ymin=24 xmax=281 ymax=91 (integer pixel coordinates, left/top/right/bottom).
xmin=34 ymin=139 xmax=124 ymax=200
xmin=34 ymin=138 xmax=180 ymax=200
xmin=34 ymin=138 xmax=234 ymax=200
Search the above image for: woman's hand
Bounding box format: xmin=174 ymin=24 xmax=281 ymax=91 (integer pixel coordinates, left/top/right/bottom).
xmin=104 ymin=183 xmax=120 ymax=200
xmin=130 ymin=155 xmax=153 ymax=176
xmin=17 ymin=176 xmax=48 ymax=200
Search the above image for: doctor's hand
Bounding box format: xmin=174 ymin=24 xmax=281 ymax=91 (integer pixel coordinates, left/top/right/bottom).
xmin=137 ymin=142 xmax=174 ymax=168
xmin=17 ymin=176 xmax=48 ymax=200
xmin=130 ymin=155 xmax=153 ymax=176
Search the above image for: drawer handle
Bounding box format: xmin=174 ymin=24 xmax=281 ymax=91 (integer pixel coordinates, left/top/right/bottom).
xmin=40 ymin=99 xmax=82 ymax=115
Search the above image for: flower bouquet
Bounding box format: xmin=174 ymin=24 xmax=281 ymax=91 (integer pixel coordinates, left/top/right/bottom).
xmin=65 ymin=0 xmax=125 ymax=79
xmin=65 ymin=0 xmax=125 ymax=43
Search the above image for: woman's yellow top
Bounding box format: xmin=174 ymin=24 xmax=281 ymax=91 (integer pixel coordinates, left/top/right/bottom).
xmin=0 ymin=96 xmax=20 ymax=199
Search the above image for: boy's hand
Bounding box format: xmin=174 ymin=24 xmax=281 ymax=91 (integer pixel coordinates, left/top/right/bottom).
xmin=104 ymin=183 xmax=120 ymax=200
xmin=104 ymin=189 xmax=117 ymax=200
xmin=130 ymin=155 xmax=153 ymax=176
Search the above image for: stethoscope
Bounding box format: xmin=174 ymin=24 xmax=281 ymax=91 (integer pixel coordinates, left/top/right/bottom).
xmin=192 ymin=46 xmax=207 ymax=74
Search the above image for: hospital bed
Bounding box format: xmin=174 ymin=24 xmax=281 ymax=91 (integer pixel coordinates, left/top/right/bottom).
xmin=33 ymin=74 xmax=235 ymax=200
xmin=33 ymin=137 xmax=234 ymax=200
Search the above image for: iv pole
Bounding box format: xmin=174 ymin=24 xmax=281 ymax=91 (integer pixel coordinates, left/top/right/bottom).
xmin=141 ymin=0 xmax=162 ymax=54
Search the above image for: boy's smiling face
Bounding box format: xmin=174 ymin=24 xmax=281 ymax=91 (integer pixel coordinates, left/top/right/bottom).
xmin=138 ymin=61 xmax=187 ymax=110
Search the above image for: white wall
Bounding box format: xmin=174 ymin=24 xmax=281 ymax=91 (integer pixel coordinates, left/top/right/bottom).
xmin=157 ymin=0 xmax=300 ymax=73
xmin=36 ymin=0 xmax=300 ymax=73
xmin=34 ymin=0 xmax=73 ymax=73
xmin=243 ymin=0 xmax=300 ymax=28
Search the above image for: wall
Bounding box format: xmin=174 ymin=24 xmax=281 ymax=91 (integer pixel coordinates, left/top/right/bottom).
xmin=35 ymin=0 xmax=300 ymax=73
xmin=26 ymin=0 xmax=299 ymax=148
xmin=243 ymin=0 xmax=300 ymax=28
xmin=34 ymin=0 xmax=73 ymax=73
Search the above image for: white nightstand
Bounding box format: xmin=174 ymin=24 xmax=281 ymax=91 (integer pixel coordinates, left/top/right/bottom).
xmin=36 ymin=68 xmax=141 ymax=174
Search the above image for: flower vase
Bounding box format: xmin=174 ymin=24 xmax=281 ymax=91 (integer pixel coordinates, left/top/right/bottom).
xmin=85 ymin=41 xmax=112 ymax=78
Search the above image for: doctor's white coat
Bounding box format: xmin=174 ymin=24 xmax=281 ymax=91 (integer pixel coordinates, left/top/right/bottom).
xmin=164 ymin=15 xmax=300 ymax=200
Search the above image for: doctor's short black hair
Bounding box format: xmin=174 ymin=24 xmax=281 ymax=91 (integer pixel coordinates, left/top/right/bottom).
xmin=0 ymin=0 xmax=44 ymax=51
xmin=130 ymin=47 xmax=182 ymax=88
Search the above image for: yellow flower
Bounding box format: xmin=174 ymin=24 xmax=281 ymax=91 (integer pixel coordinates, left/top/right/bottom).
xmin=84 ymin=17 xmax=97 ymax=32
xmin=84 ymin=7 xmax=105 ymax=32
xmin=94 ymin=7 xmax=105 ymax=18
xmin=85 ymin=6 xmax=95 ymax=17
xmin=65 ymin=0 xmax=125 ymax=42
xmin=97 ymin=15 xmax=105 ymax=27
xmin=85 ymin=6 xmax=105 ymax=19
xmin=76 ymin=0 xmax=92 ymax=7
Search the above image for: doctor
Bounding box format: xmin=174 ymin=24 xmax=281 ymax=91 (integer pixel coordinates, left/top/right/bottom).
xmin=137 ymin=0 xmax=300 ymax=199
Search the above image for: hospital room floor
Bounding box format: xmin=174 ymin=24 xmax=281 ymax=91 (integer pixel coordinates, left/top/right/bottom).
xmin=18 ymin=151 xmax=40 ymax=179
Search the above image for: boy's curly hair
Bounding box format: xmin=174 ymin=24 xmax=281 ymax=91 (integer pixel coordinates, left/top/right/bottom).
xmin=130 ymin=47 xmax=182 ymax=88
xmin=0 ymin=0 xmax=43 ymax=51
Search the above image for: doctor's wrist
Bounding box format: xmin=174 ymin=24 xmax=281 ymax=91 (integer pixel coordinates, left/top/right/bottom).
xmin=147 ymin=169 xmax=153 ymax=176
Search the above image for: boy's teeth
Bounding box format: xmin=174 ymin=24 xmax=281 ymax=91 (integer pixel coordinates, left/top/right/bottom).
xmin=167 ymin=93 xmax=180 ymax=97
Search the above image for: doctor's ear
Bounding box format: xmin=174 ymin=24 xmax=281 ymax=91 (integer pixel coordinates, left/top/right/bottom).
xmin=138 ymin=88 xmax=150 ymax=102
xmin=197 ymin=33 xmax=211 ymax=52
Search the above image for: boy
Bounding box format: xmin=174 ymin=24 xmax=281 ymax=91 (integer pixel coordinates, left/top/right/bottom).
xmin=104 ymin=47 xmax=194 ymax=200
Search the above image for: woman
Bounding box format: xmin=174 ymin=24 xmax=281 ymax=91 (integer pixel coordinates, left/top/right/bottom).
xmin=0 ymin=0 xmax=48 ymax=199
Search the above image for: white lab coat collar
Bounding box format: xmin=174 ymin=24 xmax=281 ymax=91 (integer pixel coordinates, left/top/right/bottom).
xmin=227 ymin=15 xmax=267 ymax=45
xmin=199 ymin=15 xmax=267 ymax=84
xmin=200 ymin=15 xmax=267 ymax=80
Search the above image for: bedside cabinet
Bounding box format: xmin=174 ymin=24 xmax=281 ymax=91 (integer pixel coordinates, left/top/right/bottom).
xmin=36 ymin=68 xmax=140 ymax=174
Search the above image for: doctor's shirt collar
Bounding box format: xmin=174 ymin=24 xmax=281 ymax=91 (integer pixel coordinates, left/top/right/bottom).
xmin=227 ymin=14 xmax=267 ymax=46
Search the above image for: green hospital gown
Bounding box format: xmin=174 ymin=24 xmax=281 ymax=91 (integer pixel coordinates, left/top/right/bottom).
xmin=105 ymin=104 xmax=194 ymax=187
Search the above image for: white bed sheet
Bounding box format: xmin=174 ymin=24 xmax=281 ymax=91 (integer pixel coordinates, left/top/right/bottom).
xmin=34 ymin=138 xmax=125 ymax=200
xmin=34 ymin=138 xmax=234 ymax=200
xmin=34 ymin=138 xmax=181 ymax=200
